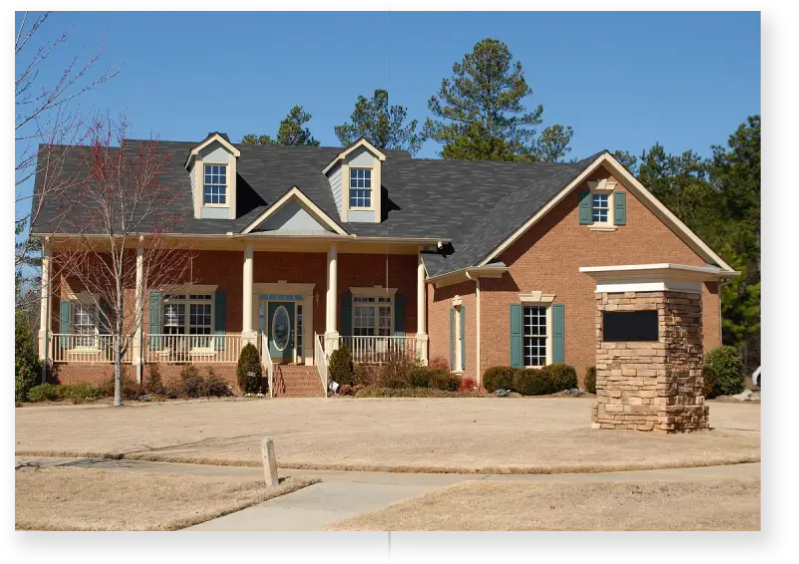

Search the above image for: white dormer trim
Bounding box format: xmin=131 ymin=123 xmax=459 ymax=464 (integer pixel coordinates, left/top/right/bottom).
xmin=322 ymin=137 xmax=386 ymax=175
xmin=241 ymin=186 xmax=349 ymax=236
xmin=184 ymin=133 xmax=241 ymax=169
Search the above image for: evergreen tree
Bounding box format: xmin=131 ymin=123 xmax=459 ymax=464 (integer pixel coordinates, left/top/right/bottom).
xmin=243 ymin=105 xmax=320 ymax=147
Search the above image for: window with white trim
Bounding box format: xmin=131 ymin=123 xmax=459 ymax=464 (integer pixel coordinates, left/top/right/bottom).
xmin=353 ymin=296 xmax=392 ymax=336
xmin=523 ymin=305 xmax=548 ymax=368
xmin=203 ymin=164 xmax=227 ymax=205
xmin=74 ymin=303 xmax=98 ymax=347
xmin=349 ymin=168 xmax=372 ymax=208
xmin=162 ymin=294 xmax=214 ymax=338
xmin=591 ymin=193 xmax=609 ymax=223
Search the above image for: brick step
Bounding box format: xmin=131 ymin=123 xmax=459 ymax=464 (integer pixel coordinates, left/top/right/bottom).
xmin=271 ymin=365 xmax=325 ymax=398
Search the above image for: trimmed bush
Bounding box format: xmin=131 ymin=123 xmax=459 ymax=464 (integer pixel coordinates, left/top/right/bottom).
xmin=585 ymin=366 xmax=597 ymax=394
xmin=180 ymin=364 xmax=207 ymax=398
xmin=379 ymin=349 xmax=420 ymax=389
xmin=406 ymin=366 xmax=432 ymax=388
xmin=544 ymin=363 xmax=578 ymax=391
xmin=483 ymin=366 xmax=516 ymax=393
xmin=15 ymin=310 xmax=40 ymax=402
xmin=355 ymin=387 xmax=478 ymax=399
xmin=204 ymin=367 xmax=232 ymax=397
xmin=703 ymin=346 xmax=745 ymax=398
xmin=237 ymin=343 xmax=263 ymax=394
xmin=99 ymin=370 xmax=141 ymax=400
xmin=144 ymin=365 xmax=166 ymax=396
xmin=428 ymin=369 xmax=460 ymax=392
xmin=27 ymin=383 xmax=61 ymax=402
xmin=62 ymin=382 xmax=102 ymax=403
xmin=329 ymin=345 xmax=355 ymax=386
xmin=512 ymin=369 xmax=556 ymax=396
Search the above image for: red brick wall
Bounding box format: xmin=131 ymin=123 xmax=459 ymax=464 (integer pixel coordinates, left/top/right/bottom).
xmin=53 ymin=363 xmax=237 ymax=388
xmin=428 ymin=280 xmax=477 ymax=380
xmin=479 ymin=167 xmax=722 ymax=387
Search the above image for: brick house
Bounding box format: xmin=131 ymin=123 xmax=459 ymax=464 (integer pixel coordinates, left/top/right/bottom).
xmin=31 ymin=134 xmax=737 ymax=396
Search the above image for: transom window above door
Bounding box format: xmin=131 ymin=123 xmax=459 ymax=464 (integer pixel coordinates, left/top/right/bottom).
xmin=349 ymin=168 xmax=372 ymax=208
xmin=353 ymin=296 xmax=391 ymax=336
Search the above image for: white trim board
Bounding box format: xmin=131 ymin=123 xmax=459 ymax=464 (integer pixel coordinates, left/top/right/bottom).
xmin=241 ymin=186 xmax=348 ymax=236
xmin=184 ymin=133 xmax=240 ymax=169
xmin=479 ymin=152 xmax=736 ymax=273
xmin=322 ymin=138 xmax=386 ymax=175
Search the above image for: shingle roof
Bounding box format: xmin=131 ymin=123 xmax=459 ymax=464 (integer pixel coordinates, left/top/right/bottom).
xmin=31 ymin=139 xmax=603 ymax=278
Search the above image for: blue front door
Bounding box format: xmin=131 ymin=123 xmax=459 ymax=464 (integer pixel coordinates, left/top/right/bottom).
xmin=268 ymin=302 xmax=295 ymax=362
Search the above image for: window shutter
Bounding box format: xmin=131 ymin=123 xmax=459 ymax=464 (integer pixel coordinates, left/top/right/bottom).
xmin=59 ymin=300 xmax=72 ymax=347
xmin=148 ymin=292 xmax=162 ymax=350
xmin=510 ymin=303 xmax=522 ymax=368
xmin=578 ymin=189 xmax=592 ymax=224
xmin=614 ymin=191 xmax=627 ymax=225
xmin=340 ymin=292 xmax=352 ymax=337
xmin=449 ymin=308 xmax=455 ymax=371
xmin=98 ymin=299 xmax=112 ymax=336
xmin=214 ymin=291 xmax=227 ymax=351
xmin=460 ymin=305 xmax=466 ymax=371
xmin=393 ymin=294 xmax=406 ymax=337
xmin=552 ymin=303 xmax=565 ymax=363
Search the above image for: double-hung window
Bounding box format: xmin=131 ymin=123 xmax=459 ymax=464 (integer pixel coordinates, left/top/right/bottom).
xmin=591 ymin=193 xmax=610 ymax=223
xmin=523 ymin=305 xmax=548 ymax=368
xmin=349 ymin=169 xmax=372 ymax=208
xmin=162 ymin=294 xmax=214 ymax=347
xmin=74 ymin=303 xmax=98 ymax=347
xmin=203 ymin=164 xmax=227 ymax=205
xmin=353 ymin=296 xmax=392 ymax=336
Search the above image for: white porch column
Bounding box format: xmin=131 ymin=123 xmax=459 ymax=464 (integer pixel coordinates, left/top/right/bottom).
xmin=38 ymin=240 xmax=51 ymax=383
xmin=242 ymin=244 xmax=257 ymax=345
xmin=416 ymin=252 xmax=429 ymax=365
xmin=324 ymin=243 xmax=339 ymax=354
xmin=133 ymin=242 xmax=144 ymax=383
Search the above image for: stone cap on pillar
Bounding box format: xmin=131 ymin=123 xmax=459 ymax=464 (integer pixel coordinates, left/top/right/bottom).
xmin=579 ymin=263 xmax=739 ymax=294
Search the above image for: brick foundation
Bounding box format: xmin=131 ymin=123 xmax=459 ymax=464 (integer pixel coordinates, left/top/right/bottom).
xmin=591 ymin=290 xmax=709 ymax=433
xmin=52 ymin=363 xmax=238 ymax=388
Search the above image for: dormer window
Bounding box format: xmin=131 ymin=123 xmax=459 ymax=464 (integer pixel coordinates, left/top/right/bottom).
xmin=203 ymin=164 xmax=228 ymax=206
xmin=349 ymin=168 xmax=372 ymax=208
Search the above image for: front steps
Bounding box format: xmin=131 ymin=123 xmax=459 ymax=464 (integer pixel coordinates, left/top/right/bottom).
xmin=271 ymin=364 xmax=325 ymax=398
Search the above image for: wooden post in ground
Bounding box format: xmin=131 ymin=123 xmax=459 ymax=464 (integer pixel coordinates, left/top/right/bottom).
xmin=261 ymin=436 xmax=279 ymax=487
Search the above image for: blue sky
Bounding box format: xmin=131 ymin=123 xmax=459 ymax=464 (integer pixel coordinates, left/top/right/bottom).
xmin=16 ymin=11 xmax=760 ymax=162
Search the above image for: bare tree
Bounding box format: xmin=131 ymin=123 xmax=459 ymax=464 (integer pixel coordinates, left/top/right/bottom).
xmin=58 ymin=116 xmax=195 ymax=406
xmin=15 ymin=11 xmax=118 ymax=314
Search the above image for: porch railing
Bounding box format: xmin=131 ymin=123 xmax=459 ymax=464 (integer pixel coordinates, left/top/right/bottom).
xmin=262 ymin=332 xmax=274 ymax=398
xmin=143 ymin=333 xmax=242 ymax=364
xmin=315 ymin=333 xmax=329 ymax=398
xmin=51 ymin=334 xmax=132 ymax=364
xmin=339 ymin=336 xmax=418 ymax=364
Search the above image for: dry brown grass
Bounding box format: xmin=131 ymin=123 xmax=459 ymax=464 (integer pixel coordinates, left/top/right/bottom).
xmin=15 ymin=398 xmax=760 ymax=474
xmin=326 ymin=478 xmax=761 ymax=531
xmin=15 ymin=466 xmax=317 ymax=531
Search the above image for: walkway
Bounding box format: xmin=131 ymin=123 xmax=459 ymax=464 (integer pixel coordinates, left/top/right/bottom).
xmin=16 ymin=456 xmax=761 ymax=531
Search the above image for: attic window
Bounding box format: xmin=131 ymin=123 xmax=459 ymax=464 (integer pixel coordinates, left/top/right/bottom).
xmin=349 ymin=168 xmax=372 ymax=208
xmin=203 ymin=164 xmax=227 ymax=206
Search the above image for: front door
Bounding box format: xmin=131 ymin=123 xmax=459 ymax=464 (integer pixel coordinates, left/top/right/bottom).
xmin=268 ymin=302 xmax=295 ymax=362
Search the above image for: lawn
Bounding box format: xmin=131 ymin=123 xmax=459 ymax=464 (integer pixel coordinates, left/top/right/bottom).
xmin=326 ymin=478 xmax=761 ymax=531
xmin=15 ymin=465 xmax=317 ymax=531
xmin=15 ymin=397 xmax=760 ymax=474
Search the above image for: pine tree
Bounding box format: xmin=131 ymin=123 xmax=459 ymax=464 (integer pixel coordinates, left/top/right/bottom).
xmin=243 ymin=105 xmax=320 ymax=147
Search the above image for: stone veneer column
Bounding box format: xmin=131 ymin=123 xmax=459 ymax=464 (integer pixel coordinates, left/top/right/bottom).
xmin=591 ymin=290 xmax=709 ymax=433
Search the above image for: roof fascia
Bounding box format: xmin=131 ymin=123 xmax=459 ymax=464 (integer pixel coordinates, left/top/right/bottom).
xmin=184 ymin=133 xmax=241 ymax=169
xmin=240 ymin=186 xmax=349 ymax=236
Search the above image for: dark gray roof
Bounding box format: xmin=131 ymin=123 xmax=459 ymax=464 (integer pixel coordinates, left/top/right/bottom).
xmin=31 ymin=138 xmax=604 ymax=278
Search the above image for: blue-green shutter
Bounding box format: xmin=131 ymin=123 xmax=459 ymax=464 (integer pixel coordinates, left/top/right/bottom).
xmin=552 ymin=303 xmax=565 ymax=363
xmin=394 ymin=294 xmax=406 ymax=337
xmin=214 ymin=291 xmax=227 ymax=351
xmin=614 ymin=191 xmax=627 ymax=225
xmin=59 ymin=300 xmax=72 ymax=347
xmin=340 ymin=292 xmax=352 ymax=337
xmin=449 ymin=308 xmax=455 ymax=371
xmin=460 ymin=305 xmax=466 ymax=371
xmin=578 ymin=189 xmax=592 ymax=224
xmin=148 ymin=292 xmax=162 ymax=350
xmin=510 ymin=303 xmax=522 ymax=368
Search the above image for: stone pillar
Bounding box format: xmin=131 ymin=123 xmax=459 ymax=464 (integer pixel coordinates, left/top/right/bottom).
xmin=324 ymin=244 xmax=339 ymax=354
xmin=38 ymin=240 xmax=51 ymax=383
xmin=241 ymin=244 xmax=257 ymax=346
xmin=416 ymin=253 xmax=429 ymax=365
xmin=133 ymin=242 xmax=144 ymax=383
xmin=592 ymin=290 xmax=708 ymax=433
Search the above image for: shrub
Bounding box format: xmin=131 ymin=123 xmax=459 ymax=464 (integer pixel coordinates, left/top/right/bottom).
xmin=61 ymin=382 xmax=102 ymax=402
xmin=145 ymin=365 xmax=166 ymax=396
xmin=204 ymin=367 xmax=232 ymax=397
xmin=483 ymin=366 xmax=516 ymax=393
xmin=379 ymin=349 xmax=419 ymax=388
xmin=164 ymin=378 xmax=185 ymax=399
xmin=512 ymin=369 xmax=557 ymax=396
xmin=355 ymin=387 xmax=476 ymax=399
xmin=428 ymin=369 xmax=460 ymax=392
xmin=180 ymin=364 xmax=207 ymax=398
xmin=27 ymin=383 xmax=61 ymax=402
xmin=543 ymin=364 xmax=578 ymax=391
xmin=329 ymin=345 xmax=355 ymax=386
xmin=458 ymin=377 xmax=478 ymax=393
xmin=339 ymin=384 xmax=354 ymax=396
xmin=236 ymin=343 xmax=263 ymax=394
xmin=99 ymin=370 xmax=141 ymax=400
xmin=703 ymin=346 xmax=745 ymax=398
xmin=15 ymin=310 xmax=40 ymax=402
xmin=429 ymin=356 xmax=450 ymax=371
xmin=585 ymin=366 xmax=597 ymax=394
xmin=353 ymin=363 xmax=380 ymax=387
xmin=406 ymin=366 xmax=432 ymax=388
